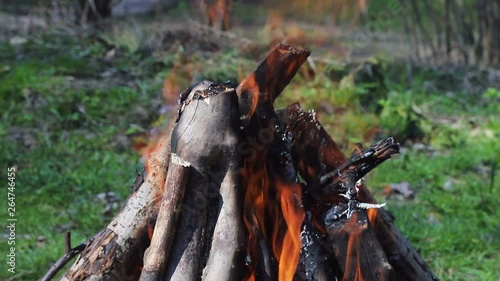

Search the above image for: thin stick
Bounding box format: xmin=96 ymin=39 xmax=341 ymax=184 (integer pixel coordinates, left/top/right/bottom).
xmin=320 ymin=137 xmax=400 ymax=192
xmin=39 ymin=232 xmax=94 ymax=281
xmin=64 ymin=232 xmax=71 ymax=253
xmin=139 ymin=154 xmax=190 ymax=281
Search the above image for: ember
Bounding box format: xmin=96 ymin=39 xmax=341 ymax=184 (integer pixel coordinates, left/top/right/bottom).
xmin=46 ymin=44 xmax=438 ymax=281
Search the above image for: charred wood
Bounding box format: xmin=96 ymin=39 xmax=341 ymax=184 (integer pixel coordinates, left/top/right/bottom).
xmin=281 ymin=103 xmax=438 ymax=281
xmin=324 ymin=211 xmax=393 ymax=281
xmin=319 ymin=137 xmax=399 ymax=198
xmin=236 ymin=43 xmax=310 ymax=119
xmin=294 ymin=218 xmax=338 ymax=281
xmin=236 ymin=44 xmax=310 ymax=281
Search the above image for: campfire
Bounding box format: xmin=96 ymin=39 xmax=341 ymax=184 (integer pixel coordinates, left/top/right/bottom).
xmin=44 ymin=44 xmax=438 ymax=281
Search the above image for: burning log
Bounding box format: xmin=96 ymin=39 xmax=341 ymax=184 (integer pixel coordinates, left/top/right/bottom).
xmin=237 ymin=43 xmax=310 ymax=118
xmin=293 ymin=136 xmax=400 ymax=281
xmin=237 ymin=44 xmax=309 ymax=281
xmin=286 ymin=118 xmax=398 ymax=280
xmin=325 ymin=210 xmax=392 ymax=280
xmin=319 ymin=138 xmax=398 ymax=281
xmin=47 ymin=43 xmax=438 ymax=281
xmin=280 ymin=104 xmax=438 ymax=281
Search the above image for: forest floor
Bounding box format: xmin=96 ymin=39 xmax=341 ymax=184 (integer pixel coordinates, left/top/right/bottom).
xmin=0 ymin=3 xmax=499 ymax=280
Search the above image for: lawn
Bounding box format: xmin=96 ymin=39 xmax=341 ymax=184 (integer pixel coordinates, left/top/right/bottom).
xmin=0 ymin=4 xmax=499 ymax=281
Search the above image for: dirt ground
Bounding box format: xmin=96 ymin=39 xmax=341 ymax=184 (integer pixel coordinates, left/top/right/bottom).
xmin=0 ymin=2 xmax=412 ymax=63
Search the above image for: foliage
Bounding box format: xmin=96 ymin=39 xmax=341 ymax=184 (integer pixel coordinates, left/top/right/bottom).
xmin=378 ymin=89 xmax=431 ymax=142
xmin=482 ymin=87 xmax=500 ymax=113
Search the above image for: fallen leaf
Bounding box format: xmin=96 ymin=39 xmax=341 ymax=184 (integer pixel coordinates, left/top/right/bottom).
xmin=384 ymin=181 xmax=415 ymax=200
xmin=37 ymin=236 xmax=47 ymax=248
xmin=443 ymin=179 xmax=453 ymax=191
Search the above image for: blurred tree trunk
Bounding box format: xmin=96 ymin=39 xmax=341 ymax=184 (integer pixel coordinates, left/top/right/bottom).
xmin=197 ymin=0 xmax=232 ymax=31
xmin=404 ymin=0 xmax=499 ymax=66
xmin=111 ymin=0 xmax=181 ymax=17
xmin=76 ymin=0 xmax=112 ymax=24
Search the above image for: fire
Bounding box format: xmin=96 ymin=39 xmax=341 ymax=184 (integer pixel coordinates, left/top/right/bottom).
xmin=141 ymin=136 xmax=161 ymax=175
xmin=275 ymin=180 xmax=304 ymax=280
xmin=162 ymin=63 xmax=199 ymax=107
xmin=343 ymin=212 xmax=364 ymax=280
xmin=242 ymin=154 xmax=305 ymax=281
xmin=139 ymin=125 xmax=172 ymax=194
xmin=236 ymin=74 xmax=260 ymax=118
xmin=162 ymin=73 xmax=181 ymax=106
xmin=367 ymin=208 xmax=378 ymax=226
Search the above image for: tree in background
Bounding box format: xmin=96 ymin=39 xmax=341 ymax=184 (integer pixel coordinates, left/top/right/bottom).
xmin=198 ymin=0 xmax=232 ymax=31
xmin=402 ymin=0 xmax=499 ymax=66
xmin=76 ymin=0 xmax=112 ymax=24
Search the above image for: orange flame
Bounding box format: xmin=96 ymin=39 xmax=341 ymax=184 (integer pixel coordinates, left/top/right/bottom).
xmin=343 ymin=212 xmax=365 ymax=280
xmin=367 ymin=208 xmax=378 ymax=227
xmin=142 ymin=135 xmax=161 ymax=175
xmin=242 ymin=155 xmax=268 ymax=279
xmin=139 ymin=121 xmax=177 ymax=195
xmin=162 ymin=74 xmax=181 ymax=107
xmin=162 ymin=63 xmax=199 ymax=107
xmin=238 ymin=74 xmax=260 ymax=118
xmin=275 ymin=180 xmax=305 ymax=280
xmin=242 ymin=154 xmax=305 ymax=281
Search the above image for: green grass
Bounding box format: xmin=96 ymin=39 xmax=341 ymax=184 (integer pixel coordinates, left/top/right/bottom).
xmin=368 ymin=137 xmax=499 ymax=280
xmin=361 ymin=65 xmax=499 ymax=280
xmin=0 ymin=25 xmax=498 ymax=281
xmin=0 ymin=33 xmax=163 ymax=280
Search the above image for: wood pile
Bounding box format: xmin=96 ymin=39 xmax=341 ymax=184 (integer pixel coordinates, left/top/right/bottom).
xmin=43 ymin=44 xmax=438 ymax=281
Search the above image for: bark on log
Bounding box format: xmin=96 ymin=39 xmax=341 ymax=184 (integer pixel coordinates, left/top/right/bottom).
xmin=280 ymin=103 xmax=438 ymax=281
xmin=164 ymin=81 xmax=245 ymax=281
xmin=62 ymin=121 xmax=175 ymax=281
xmin=201 ymin=151 xmax=245 ymax=281
xmin=139 ymin=154 xmax=190 ymax=281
